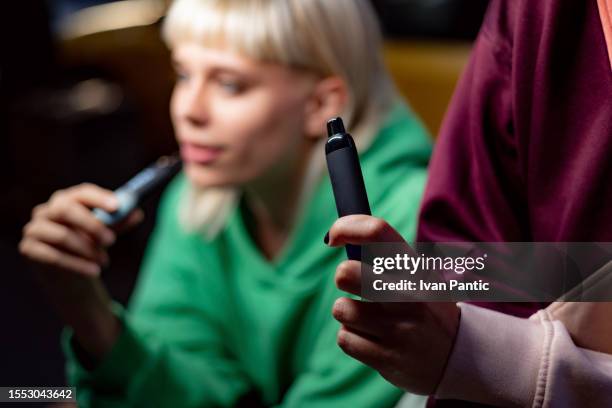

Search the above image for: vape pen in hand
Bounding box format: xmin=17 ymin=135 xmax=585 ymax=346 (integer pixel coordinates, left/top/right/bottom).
xmin=325 ymin=117 xmax=371 ymax=260
xmin=93 ymin=154 xmax=182 ymax=226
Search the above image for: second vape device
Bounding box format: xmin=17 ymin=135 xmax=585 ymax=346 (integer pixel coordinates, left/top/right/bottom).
xmin=93 ymin=155 xmax=181 ymax=226
xmin=325 ymin=117 xmax=371 ymax=261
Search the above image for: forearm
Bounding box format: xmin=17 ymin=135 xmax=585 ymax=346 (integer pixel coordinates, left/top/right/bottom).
xmin=70 ymin=305 xmax=121 ymax=366
xmin=37 ymin=270 xmax=121 ymax=362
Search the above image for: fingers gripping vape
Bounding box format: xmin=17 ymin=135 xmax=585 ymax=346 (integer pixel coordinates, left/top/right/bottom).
xmin=93 ymin=154 xmax=182 ymax=226
xmin=325 ymin=117 xmax=371 ymax=260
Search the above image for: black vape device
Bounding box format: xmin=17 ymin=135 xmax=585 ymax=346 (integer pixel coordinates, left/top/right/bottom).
xmin=93 ymin=154 xmax=182 ymax=226
xmin=325 ymin=117 xmax=371 ymax=260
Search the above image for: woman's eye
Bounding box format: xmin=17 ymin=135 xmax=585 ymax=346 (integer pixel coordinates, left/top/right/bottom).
xmin=175 ymin=71 xmax=190 ymax=82
xmin=217 ymin=79 xmax=245 ymax=95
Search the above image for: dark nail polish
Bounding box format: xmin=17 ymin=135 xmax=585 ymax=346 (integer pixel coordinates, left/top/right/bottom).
xmin=324 ymin=231 xmax=330 ymax=245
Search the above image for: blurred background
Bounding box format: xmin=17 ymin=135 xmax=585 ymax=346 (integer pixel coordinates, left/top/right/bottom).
xmin=0 ymin=0 xmax=489 ymax=401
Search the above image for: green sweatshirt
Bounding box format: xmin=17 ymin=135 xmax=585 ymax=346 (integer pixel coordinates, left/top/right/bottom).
xmin=62 ymin=104 xmax=432 ymax=407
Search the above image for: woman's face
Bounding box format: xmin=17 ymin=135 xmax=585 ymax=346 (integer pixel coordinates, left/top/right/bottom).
xmin=171 ymin=43 xmax=322 ymax=188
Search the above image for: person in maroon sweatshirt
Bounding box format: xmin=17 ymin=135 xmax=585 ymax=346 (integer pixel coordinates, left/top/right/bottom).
xmin=326 ymin=0 xmax=612 ymax=405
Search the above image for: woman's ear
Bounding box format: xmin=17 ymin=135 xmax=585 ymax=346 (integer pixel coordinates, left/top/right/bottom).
xmin=303 ymin=76 xmax=349 ymax=139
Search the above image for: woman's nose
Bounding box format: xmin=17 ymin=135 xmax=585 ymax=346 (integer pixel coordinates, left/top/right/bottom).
xmin=186 ymin=109 xmax=208 ymax=128
xmin=181 ymin=83 xmax=210 ymax=127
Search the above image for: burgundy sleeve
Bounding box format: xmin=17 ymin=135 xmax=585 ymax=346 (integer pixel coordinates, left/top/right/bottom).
xmin=417 ymin=0 xmax=529 ymax=243
xmin=416 ymin=1 xmax=543 ymax=318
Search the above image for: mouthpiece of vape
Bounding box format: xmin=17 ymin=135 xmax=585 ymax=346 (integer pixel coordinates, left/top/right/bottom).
xmin=327 ymin=117 xmax=346 ymax=137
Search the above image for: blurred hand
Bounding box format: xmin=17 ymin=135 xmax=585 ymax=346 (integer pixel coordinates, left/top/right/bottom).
xmin=327 ymin=215 xmax=460 ymax=395
xmin=19 ymin=183 xmax=144 ymax=360
xmin=20 ymin=183 xmax=143 ymax=276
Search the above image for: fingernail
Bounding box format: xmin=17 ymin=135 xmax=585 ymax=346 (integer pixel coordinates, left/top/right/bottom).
xmin=324 ymin=231 xmax=330 ymax=245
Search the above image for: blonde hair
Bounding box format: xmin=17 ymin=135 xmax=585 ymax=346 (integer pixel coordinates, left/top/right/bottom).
xmin=163 ymin=0 xmax=398 ymax=237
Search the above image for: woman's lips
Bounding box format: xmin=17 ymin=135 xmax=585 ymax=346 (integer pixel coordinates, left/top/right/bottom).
xmin=180 ymin=143 xmax=223 ymax=164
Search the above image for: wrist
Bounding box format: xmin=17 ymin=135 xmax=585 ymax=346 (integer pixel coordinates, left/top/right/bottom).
xmin=71 ymin=300 xmax=122 ymax=362
xmin=37 ymin=271 xmax=122 ymax=362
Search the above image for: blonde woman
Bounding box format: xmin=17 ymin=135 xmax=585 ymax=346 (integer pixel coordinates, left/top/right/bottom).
xmin=19 ymin=0 xmax=432 ymax=406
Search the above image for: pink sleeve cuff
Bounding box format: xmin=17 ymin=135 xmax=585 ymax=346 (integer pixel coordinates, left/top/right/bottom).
xmin=434 ymin=303 xmax=546 ymax=407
